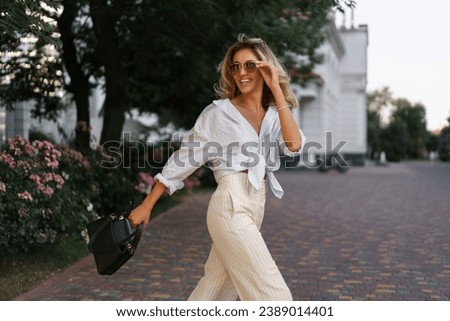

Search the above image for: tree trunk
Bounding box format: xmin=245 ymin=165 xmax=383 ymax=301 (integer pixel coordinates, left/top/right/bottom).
xmin=89 ymin=0 xmax=127 ymax=145
xmin=57 ymin=0 xmax=91 ymax=153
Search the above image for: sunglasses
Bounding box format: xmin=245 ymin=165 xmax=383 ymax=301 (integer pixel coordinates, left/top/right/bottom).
xmin=228 ymin=61 xmax=257 ymax=75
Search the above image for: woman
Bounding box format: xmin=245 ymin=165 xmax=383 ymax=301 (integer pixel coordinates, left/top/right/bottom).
xmin=129 ymin=34 xmax=305 ymax=301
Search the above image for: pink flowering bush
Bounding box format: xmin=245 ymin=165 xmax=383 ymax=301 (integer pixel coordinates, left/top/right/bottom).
xmin=0 ymin=136 xmax=99 ymax=254
xmin=135 ymin=172 xmax=154 ymax=195
xmin=87 ymin=149 xmax=137 ymax=216
xmin=183 ymin=176 xmax=201 ymax=194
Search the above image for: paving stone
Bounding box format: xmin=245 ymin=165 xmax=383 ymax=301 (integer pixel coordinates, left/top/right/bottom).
xmin=14 ymin=162 xmax=450 ymax=301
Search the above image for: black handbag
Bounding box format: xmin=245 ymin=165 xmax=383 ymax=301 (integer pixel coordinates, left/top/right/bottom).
xmin=87 ymin=210 xmax=143 ymax=275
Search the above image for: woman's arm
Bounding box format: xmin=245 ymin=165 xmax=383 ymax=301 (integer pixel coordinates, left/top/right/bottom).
xmin=129 ymin=180 xmax=167 ymax=227
xmin=272 ymin=87 xmax=302 ymax=152
xmin=128 ymin=122 xmax=210 ymax=227
xmin=256 ymin=61 xmax=302 ymax=152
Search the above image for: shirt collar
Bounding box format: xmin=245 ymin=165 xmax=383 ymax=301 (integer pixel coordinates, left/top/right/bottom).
xmin=213 ymin=98 xmax=242 ymax=125
xmin=213 ymin=98 xmax=278 ymax=137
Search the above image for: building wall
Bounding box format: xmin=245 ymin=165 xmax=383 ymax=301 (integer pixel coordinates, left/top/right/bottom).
xmin=294 ymin=21 xmax=368 ymax=166
xmin=0 ymin=85 xmax=166 ymax=147
xmin=338 ymin=26 xmax=368 ymax=159
xmin=1 ymin=86 xmax=105 ymax=147
xmin=4 ymin=102 xmax=31 ymax=141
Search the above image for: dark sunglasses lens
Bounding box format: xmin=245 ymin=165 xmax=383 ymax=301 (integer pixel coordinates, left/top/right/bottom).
xmin=244 ymin=62 xmax=256 ymax=72
xmin=229 ymin=64 xmax=240 ymax=74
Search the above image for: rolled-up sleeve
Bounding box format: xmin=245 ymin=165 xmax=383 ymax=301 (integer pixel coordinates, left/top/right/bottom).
xmin=155 ymin=127 xmax=209 ymax=195
xmin=279 ymin=128 xmax=306 ymax=157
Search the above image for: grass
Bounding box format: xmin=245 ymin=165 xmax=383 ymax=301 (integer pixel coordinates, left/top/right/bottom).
xmin=0 ymin=188 xmax=213 ymax=301
xmin=0 ymin=234 xmax=89 ymax=300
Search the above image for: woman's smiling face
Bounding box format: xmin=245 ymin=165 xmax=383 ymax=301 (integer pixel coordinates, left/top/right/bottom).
xmin=231 ymin=48 xmax=264 ymax=95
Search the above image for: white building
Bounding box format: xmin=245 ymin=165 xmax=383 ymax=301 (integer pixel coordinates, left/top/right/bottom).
xmin=0 ymin=88 xmax=105 ymax=147
xmin=292 ymin=17 xmax=369 ymax=166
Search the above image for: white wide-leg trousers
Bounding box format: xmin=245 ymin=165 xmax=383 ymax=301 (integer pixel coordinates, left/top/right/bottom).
xmin=188 ymin=172 xmax=292 ymax=301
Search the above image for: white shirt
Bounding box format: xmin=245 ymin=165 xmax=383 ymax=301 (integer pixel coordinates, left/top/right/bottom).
xmin=155 ymin=98 xmax=305 ymax=199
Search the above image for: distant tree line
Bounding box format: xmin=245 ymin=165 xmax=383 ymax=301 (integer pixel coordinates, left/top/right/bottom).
xmin=436 ymin=118 xmax=450 ymax=161
xmin=1 ymin=0 xmax=356 ymax=153
xmin=367 ymin=86 xmax=449 ymax=162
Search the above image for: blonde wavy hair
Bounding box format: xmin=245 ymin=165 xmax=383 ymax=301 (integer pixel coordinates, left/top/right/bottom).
xmin=214 ymin=34 xmax=298 ymax=109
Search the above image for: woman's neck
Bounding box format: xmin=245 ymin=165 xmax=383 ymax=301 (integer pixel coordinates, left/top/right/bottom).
xmin=235 ymin=93 xmax=264 ymax=113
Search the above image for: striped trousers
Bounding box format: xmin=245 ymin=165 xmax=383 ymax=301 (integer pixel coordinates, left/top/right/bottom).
xmin=188 ymin=172 xmax=292 ymax=301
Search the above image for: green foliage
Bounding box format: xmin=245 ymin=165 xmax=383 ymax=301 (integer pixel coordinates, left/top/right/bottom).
xmin=367 ymin=87 xmax=429 ymax=161
xmin=52 ymin=144 xmax=99 ymax=231
xmin=90 ymin=138 xmax=211 ymax=216
xmin=0 ymin=136 xmax=98 ymax=254
xmin=379 ymin=119 xmax=409 ymax=162
xmin=437 ymin=118 xmax=450 ymax=162
xmin=367 ymin=87 xmax=392 ymax=159
xmin=122 ymin=0 xmax=340 ymax=129
xmin=29 ymin=129 xmax=57 ymax=144
xmin=88 ymin=149 xmax=137 ymax=216
xmin=390 ymin=99 xmax=427 ymax=158
xmin=0 ymin=26 xmax=64 ymax=118
xmin=367 ymin=109 xmax=382 ymax=159
xmin=0 ymin=136 xmax=183 ymax=253
xmin=425 ymin=132 xmax=439 ymax=153
xmin=367 ymin=87 xmax=393 ymax=113
xmin=1 ymin=0 xmax=353 ymax=145
xmin=0 ymin=0 xmax=61 ymax=47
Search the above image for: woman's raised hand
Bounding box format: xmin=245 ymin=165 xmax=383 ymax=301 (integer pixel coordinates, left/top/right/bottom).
xmin=256 ymin=60 xmax=280 ymax=91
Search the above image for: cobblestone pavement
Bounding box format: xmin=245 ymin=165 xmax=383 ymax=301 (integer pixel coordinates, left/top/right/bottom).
xmin=15 ymin=162 xmax=450 ymax=300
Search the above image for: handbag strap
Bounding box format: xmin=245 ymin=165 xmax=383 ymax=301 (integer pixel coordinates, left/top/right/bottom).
xmin=88 ymin=215 xmax=143 ymax=254
xmin=87 ymin=215 xmax=114 ymax=253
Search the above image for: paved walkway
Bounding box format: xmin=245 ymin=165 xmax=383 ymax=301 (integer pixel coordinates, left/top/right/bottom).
xmin=15 ymin=162 xmax=450 ymax=300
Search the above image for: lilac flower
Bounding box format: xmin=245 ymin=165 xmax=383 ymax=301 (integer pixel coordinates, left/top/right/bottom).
xmin=0 ymin=153 xmax=16 ymax=169
xmin=135 ymin=172 xmax=154 ymax=194
xmin=40 ymin=186 xmax=54 ymax=197
xmin=17 ymin=191 xmax=33 ymax=202
xmin=18 ymin=207 xmax=29 ymax=217
xmin=17 ymin=160 xmax=32 ymax=171
xmin=52 ymin=174 xmax=64 ymax=188
xmin=184 ymin=176 xmax=201 ymax=193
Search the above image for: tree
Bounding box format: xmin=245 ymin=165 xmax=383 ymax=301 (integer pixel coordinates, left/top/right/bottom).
xmin=380 ymin=119 xmax=409 ymax=162
xmin=425 ymin=132 xmax=439 ymax=154
xmin=367 ymin=109 xmax=382 ymax=159
xmin=367 ymin=87 xmax=428 ymax=161
xmin=390 ymin=98 xmax=427 ymax=158
xmin=0 ymin=0 xmax=60 ymax=46
xmin=366 ymin=87 xmax=393 ymax=159
xmin=0 ymin=0 xmax=93 ymax=152
xmin=57 ymin=0 xmax=92 ymax=152
xmin=122 ymin=0 xmax=333 ymax=128
xmin=437 ymin=117 xmax=450 ymax=162
xmin=0 ymin=1 xmax=63 ymax=115
xmin=1 ymin=0 xmax=355 ymax=148
xmin=105 ymin=0 xmax=356 ymax=139
xmin=88 ymin=0 xmax=128 ymax=144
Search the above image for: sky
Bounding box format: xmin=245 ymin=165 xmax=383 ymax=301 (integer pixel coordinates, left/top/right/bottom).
xmin=337 ymin=0 xmax=450 ymax=131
